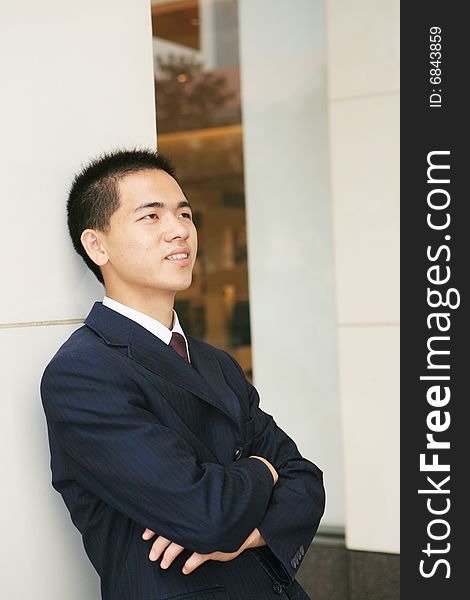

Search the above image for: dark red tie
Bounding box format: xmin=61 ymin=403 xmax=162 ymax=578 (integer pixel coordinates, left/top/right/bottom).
xmin=169 ymin=332 xmax=189 ymax=363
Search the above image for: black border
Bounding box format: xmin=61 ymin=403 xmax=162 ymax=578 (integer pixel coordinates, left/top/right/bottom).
xmin=401 ymin=3 xmax=466 ymax=597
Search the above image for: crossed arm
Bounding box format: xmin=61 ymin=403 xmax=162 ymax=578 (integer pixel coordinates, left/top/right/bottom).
xmin=142 ymin=455 xmax=279 ymax=574
xmin=42 ymin=349 xmax=325 ymax=583
xmin=138 ymin=354 xmax=325 ymax=578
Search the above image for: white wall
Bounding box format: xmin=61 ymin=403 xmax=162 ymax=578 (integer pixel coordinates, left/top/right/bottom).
xmin=327 ymin=0 xmax=400 ymax=553
xmin=238 ymin=0 xmax=344 ymax=528
xmin=0 ymin=1 xmax=156 ymax=597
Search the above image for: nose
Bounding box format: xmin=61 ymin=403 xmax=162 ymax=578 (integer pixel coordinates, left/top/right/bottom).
xmin=161 ymin=212 xmax=189 ymax=242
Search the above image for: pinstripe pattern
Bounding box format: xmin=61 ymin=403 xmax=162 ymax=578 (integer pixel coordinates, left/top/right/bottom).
xmin=41 ymin=302 xmax=325 ymax=599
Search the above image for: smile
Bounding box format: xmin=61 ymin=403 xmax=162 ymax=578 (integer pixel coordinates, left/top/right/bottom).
xmin=166 ymin=253 xmax=189 ymax=261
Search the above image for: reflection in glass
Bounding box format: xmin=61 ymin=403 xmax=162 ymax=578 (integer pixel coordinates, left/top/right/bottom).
xmin=152 ymin=0 xmax=252 ymax=378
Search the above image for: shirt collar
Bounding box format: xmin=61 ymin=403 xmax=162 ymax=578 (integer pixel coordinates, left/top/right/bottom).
xmin=102 ymin=296 xmax=190 ymax=362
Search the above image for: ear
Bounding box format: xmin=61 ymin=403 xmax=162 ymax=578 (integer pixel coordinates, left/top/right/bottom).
xmin=80 ymin=229 xmax=109 ymax=267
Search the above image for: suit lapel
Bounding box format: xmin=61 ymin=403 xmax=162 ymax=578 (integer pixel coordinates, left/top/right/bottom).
xmin=187 ymin=336 xmax=242 ymax=424
xmin=85 ymin=302 xmax=239 ymax=426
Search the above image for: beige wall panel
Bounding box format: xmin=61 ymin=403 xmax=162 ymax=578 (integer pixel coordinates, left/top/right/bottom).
xmin=0 ymin=0 xmax=156 ymax=324
xmin=327 ymin=0 xmax=399 ymax=99
xmin=338 ymin=324 xmax=400 ymax=553
xmin=0 ymin=1 xmax=156 ymax=596
xmin=0 ymin=323 xmax=100 ymax=598
xmin=329 ymin=93 xmax=399 ymax=325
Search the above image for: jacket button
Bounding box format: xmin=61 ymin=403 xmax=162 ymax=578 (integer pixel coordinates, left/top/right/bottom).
xmin=290 ymin=558 xmax=298 ymax=569
xmin=272 ymin=582 xmax=283 ymax=594
xmin=233 ymin=447 xmax=243 ymax=461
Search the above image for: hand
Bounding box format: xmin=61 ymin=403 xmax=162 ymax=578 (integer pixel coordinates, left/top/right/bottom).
xmin=249 ymin=455 xmax=279 ymax=485
xmin=142 ymin=529 xmax=185 ymax=568
xmin=181 ymin=527 xmax=266 ymax=575
xmin=142 ymin=527 xmax=266 ymax=574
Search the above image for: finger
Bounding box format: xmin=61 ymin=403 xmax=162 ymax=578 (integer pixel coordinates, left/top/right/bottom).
xmin=182 ymin=552 xmax=211 ymax=575
xmin=149 ymin=536 xmax=172 ymax=562
xmin=142 ymin=528 xmax=156 ymax=541
xmin=160 ymin=542 xmax=185 ymax=569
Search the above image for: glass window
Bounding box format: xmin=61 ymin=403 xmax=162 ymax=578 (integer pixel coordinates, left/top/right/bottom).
xmin=152 ymin=0 xmax=252 ymax=378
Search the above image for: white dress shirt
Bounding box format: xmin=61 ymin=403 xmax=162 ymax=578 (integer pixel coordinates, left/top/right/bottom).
xmin=102 ymin=296 xmax=191 ymax=362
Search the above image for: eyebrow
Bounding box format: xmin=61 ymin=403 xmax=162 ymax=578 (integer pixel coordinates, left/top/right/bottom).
xmin=134 ymin=200 xmax=192 ymax=213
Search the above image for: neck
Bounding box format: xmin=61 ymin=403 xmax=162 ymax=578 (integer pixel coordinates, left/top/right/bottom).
xmin=104 ymin=287 xmax=175 ymax=329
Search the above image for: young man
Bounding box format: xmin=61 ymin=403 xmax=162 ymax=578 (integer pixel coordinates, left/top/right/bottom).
xmin=41 ymin=149 xmax=325 ymax=600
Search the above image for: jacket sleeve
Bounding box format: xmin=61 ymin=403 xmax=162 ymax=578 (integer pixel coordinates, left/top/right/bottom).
xmin=40 ymin=349 xmax=275 ymax=554
xmin=224 ymin=353 xmax=326 ymax=585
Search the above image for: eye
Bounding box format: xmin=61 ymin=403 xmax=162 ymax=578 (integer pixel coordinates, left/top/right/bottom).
xmin=179 ymin=212 xmax=192 ymax=220
xmin=143 ymin=213 xmax=158 ymax=221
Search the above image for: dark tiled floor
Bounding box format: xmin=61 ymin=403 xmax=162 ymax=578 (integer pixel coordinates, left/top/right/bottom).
xmin=348 ymin=550 xmax=399 ymax=600
xmin=297 ymin=542 xmax=349 ymax=600
xmin=296 ymin=541 xmax=399 ymax=600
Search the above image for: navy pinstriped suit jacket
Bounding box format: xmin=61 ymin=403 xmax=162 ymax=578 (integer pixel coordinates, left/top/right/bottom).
xmin=41 ymin=302 xmax=325 ymax=600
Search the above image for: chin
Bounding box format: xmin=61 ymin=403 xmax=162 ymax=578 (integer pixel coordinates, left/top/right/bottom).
xmin=170 ymin=277 xmax=193 ymax=292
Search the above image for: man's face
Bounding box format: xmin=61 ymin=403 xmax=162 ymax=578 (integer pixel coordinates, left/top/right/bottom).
xmin=99 ymin=168 xmax=197 ymax=296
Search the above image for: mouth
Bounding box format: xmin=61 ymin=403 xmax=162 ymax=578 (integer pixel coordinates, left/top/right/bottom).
xmin=165 ymin=251 xmax=191 ymax=265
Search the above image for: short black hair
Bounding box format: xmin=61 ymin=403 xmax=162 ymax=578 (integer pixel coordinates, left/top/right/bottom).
xmin=67 ymin=148 xmax=177 ymax=283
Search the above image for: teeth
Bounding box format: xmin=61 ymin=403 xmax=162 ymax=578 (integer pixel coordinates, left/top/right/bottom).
xmin=167 ymin=253 xmax=188 ymax=261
